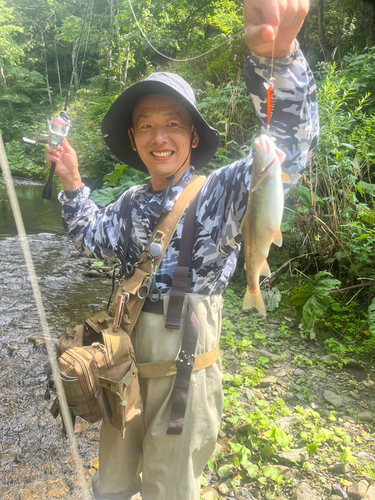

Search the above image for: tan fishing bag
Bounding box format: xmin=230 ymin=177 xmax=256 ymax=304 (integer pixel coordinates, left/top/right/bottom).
xmin=52 ymin=311 xmax=142 ymax=438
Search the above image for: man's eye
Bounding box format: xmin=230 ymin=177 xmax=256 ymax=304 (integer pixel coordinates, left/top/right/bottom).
xmin=167 ymin=122 xmax=178 ymax=127
xmin=140 ymin=124 xmax=151 ymax=129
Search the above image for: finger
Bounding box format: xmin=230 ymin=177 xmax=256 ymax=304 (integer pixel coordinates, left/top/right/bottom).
xmin=244 ymin=23 xmax=277 ymax=47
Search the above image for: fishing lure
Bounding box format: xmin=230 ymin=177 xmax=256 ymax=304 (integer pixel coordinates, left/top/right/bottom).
xmin=266 ymin=79 xmax=276 ymax=129
xmin=266 ymin=38 xmax=276 ymax=130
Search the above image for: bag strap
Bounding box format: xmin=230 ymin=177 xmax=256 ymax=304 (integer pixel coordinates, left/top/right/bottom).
xmin=164 ymin=188 xmax=201 ymax=329
xmin=112 ymin=174 xmax=206 ymax=335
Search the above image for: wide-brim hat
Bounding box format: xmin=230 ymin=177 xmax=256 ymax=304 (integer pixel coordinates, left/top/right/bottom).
xmin=101 ymin=72 xmax=220 ymax=173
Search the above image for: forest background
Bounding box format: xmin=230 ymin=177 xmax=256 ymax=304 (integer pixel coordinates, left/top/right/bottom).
xmin=1 ymin=0 xmax=375 ymax=358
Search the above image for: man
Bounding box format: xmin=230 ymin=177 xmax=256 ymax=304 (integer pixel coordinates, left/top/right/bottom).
xmin=46 ymin=1 xmax=318 ymax=498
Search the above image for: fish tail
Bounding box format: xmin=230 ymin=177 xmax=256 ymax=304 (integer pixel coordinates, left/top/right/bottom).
xmin=242 ymin=287 xmax=267 ymax=316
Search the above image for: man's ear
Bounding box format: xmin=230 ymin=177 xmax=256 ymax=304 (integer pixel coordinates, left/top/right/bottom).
xmin=191 ymin=125 xmax=199 ymax=149
xmin=128 ymin=129 xmax=137 ymax=151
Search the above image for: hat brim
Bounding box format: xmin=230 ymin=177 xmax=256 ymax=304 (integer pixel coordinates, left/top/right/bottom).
xmin=101 ymin=81 xmax=220 ymax=173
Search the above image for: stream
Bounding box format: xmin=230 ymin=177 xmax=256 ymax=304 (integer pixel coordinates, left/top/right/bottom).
xmin=0 ymin=179 xmax=110 ymax=499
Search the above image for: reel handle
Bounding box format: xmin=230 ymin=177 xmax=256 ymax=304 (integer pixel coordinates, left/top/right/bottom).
xmin=42 ymin=161 xmax=56 ymax=200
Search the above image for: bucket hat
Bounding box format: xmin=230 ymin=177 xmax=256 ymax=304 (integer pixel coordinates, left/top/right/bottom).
xmin=101 ymin=72 xmax=220 ymax=173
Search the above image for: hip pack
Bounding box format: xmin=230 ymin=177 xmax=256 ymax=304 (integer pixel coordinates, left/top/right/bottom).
xmin=51 ymin=311 xmax=142 ymax=438
xmin=50 ymin=175 xmax=206 ymax=437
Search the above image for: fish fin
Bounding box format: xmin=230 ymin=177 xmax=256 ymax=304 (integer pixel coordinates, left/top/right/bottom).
xmin=259 ymin=259 xmax=270 ymax=277
xmin=250 ymin=175 xmax=267 ymax=192
xmin=243 ymin=288 xmax=267 ymax=316
xmin=281 ymin=172 xmax=291 ymax=183
xmin=272 ymin=228 xmax=283 ymax=247
xmin=276 ymin=149 xmax=286 ymax=164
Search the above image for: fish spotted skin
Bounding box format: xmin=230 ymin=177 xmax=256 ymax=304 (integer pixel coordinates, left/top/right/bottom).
xmin=242 ymin=134 xmax=288 ymax=315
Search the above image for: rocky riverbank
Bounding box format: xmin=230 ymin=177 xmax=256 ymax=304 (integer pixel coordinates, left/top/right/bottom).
xmin=1 ymin=246 xmax=374 ymax=499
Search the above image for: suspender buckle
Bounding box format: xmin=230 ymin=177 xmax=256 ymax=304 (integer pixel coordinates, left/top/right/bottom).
xmin=177 ymin=350 xmax=195 ymax=370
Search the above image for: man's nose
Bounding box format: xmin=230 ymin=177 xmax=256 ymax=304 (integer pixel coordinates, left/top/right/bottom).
xmin=153 ymin=126 xmax=168 ymax=144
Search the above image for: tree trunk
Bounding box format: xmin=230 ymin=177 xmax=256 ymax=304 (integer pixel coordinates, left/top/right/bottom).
xmin=317 ymin=0 xmax=325 ymax=43
xmin=370 ymin=4 xmax=375 ymax=46
xmin=106 ymin=0 xmax=115 ymax=71
xmin=54 ymin=41 xmax=62 ymax=98
xmin=41 ymin=32 xmax=53 ymax=107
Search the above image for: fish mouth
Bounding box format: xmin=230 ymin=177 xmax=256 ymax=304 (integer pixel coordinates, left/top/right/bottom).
xmin=260 ymin=157 xmax=276 ymax=175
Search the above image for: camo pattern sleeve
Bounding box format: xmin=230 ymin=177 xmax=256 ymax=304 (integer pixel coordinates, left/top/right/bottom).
xmin=58 ymin=184 xmax=139 ymax=260
xmin=243 ymin=40 xmax=319 ymax=188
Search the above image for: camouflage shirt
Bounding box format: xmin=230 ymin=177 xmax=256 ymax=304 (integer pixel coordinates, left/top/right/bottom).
xmin=59 ymin=41 xmax=319 ymax=296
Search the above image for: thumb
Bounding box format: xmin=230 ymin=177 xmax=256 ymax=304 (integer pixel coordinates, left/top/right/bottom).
xmin=244 ymin=24 xmax=277 ymax=50
xmin=61 ymin=138 xmax=75 ymax=155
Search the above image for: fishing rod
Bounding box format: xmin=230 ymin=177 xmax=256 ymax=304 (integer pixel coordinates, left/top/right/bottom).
xmin=22 ymin=0 xmax=92 ymax=200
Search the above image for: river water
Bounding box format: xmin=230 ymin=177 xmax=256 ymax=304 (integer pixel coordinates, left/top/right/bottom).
xmin=0 ymin=179 xmax=111 ymax=499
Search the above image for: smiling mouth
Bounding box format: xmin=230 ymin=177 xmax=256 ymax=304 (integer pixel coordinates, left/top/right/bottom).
xmin=151 ymin=151 xmax=174 ymax=158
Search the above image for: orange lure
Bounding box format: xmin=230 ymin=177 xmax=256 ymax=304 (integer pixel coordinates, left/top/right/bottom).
xmin=266 ymin=82 xmax=276 ymax=128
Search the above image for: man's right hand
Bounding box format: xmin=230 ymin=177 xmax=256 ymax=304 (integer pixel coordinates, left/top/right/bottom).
xmin=45 ymin=139 xmax=82 ymax=192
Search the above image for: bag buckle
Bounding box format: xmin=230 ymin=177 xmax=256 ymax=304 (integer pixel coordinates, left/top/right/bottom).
xmin=177 ymin=350 xmax=195 ymax=370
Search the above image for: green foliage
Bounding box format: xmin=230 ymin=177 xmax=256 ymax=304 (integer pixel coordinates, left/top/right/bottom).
xmin=368 ymin=297 xmax=375 ymax=337
xmin=293 ymin=272 xmax=341 ymax=339
xmin=89 ymin=164 xmax=149 ymax=207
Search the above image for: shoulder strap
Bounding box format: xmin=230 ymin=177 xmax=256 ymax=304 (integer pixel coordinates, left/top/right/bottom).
xmin=164 ymin=189 xmax=201 ymax=329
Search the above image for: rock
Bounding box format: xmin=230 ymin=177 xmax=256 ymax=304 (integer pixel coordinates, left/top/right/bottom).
xmin=218 ymin=483 xmax=230 ymax=496
xmin=259 ymin=376 xmax=277 ymax=387
xmin=276 ymin=370 xmax=287 ymax=377
xmin=283 ymin=392 xmax=294 ymax=401
xmin=361 ymin=380 xmax=374 ymax=388
xmin=369 ymin=401 xmax=375 ymax=408
xmin=276 ymin=448 xmax=305 ymax=465
xmin=237 ymin=487 xmax=255 ymax=499
xmin=245 ymin=389 xmax=255 ymax=400
xmin=83 ymin=269 xmax=102 ymax=278
xmin=290 ymin=482 xmax=321 ymax=500
xmin=253 ymin=389 xmax=265 ymax=399
xmin=201 ymin=486 xmax=219 ymax=500
xmin=328 ymin=463 xmax=351 ymax=474
xmin=90 ymin=457 xmax=99 ymax=470
xmin=324 ymin=390 xmax=344 ymax=407
xmin=332 ymin=483 xmax=349 ymax=499
xmin=259 ymin=349 xmax=282 ymax=359
xmin=364 ymin=484 xmax=375 ymax=500
xmin=293 ymin=368 xmax=305 ymax=376
xmin=282 ymin=350 xmax=293 ymax=358
xmin=331 ymin=497 xmax=345 ymax=500
xmin=358 ymin=412 xmax=373 ymax=423
xmin=350 ymin=391 xmax=360 ymax=400
xmin=310 ymin=402 xmax=319 ymax=410
xmin=356 ymin=451 xmax=375 ymax=462
xmin=27 ymin=336 xmax=46 ymax=347
xmin=347 ymin=480 xmax=368 ymax=499
xmin=321 ymin=355 xmax=334 ymax=362
xmin=322 ymin=484 xmax=332 ymax=495
xmin=344 ymin=359 xmax=364 ymax=370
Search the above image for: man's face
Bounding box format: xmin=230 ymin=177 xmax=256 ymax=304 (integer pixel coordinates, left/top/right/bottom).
xmin=129 ymin=94 xmax=199 ymax=189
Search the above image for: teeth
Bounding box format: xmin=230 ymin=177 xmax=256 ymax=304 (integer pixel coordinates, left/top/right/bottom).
xmin=152 ymin=151 xmax=173 ymax=157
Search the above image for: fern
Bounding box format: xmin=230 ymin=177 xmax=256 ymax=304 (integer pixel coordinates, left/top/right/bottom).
xmin=368 ymin=297 xmax=375 ymax=336
xmin=299 ymin=271 xmax=341 ymax=339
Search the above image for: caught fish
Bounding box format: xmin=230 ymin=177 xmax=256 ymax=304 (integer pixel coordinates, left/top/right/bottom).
xmin=241 ymin=134 xmax=290 ymax=315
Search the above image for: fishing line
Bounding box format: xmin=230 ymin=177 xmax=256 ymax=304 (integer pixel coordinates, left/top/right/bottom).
xmin=128 ymin=0 xmax=243 ymax=62
xmin=0 ymin=133 xmax=91 ymax=500
xmin=78 ymin=0 xmax=95 ymax=89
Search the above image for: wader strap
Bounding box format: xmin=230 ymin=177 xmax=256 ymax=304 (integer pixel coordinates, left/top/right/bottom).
xmin=167 ymin=305 xmax=199 ymax=435
xmin=137 ymin=344 xmax=219 ymax=378
xmin=165 ymin=189 xmax=201 ymax=329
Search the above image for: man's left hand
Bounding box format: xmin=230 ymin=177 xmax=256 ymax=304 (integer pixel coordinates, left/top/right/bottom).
xmin=244 ymin=0 xmax=310 ymax=58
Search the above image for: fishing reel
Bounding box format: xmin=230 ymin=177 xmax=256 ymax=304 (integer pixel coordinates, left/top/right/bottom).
xmin=22 ymin=111 xmax=71 ymax=200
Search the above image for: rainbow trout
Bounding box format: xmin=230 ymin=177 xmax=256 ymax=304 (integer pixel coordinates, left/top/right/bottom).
xmin=242 ymin=134 xmax=290 ymax=315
